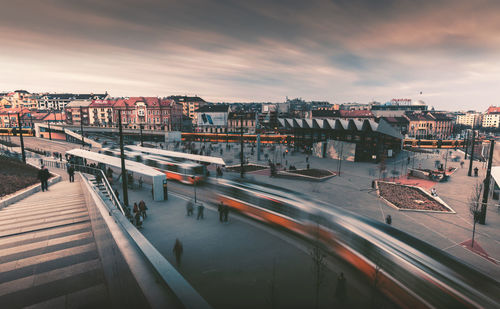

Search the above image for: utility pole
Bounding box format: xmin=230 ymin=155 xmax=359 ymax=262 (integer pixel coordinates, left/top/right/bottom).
xmin=444 ymin=150 xmax=449 ymax=176
xmin=47 ymin=121 xmax=52 ymax=140
xmin=118 ymin=110 xmax=129 ymax=209
xmin=468 ymin=130 xmax=475 ymax=177
xmin=240 ymin=115 xmax=244 ymax=178
xmin=17 ymin=112 xmax=26 ymax=163
xmin=479 ymin=140 xmax=495 ymax=224
xmin=80 ymin=106 xmax=85 ymax=147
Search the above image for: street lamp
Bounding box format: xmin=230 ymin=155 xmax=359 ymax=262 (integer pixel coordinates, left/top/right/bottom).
xmin=191 ymin=176 xmax=197 ymax=203
xmin=140 ymin=124 xmax=144 ymax=147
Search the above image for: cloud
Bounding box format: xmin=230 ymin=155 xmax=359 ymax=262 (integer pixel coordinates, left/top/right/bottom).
xmin=1 ymin=0 xmax=500 ymax=110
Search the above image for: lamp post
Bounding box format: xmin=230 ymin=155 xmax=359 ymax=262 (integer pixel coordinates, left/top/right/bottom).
xmin=191 ymin=176 xmax=197 ymax=203
xmin=80 ymin=106 xmax=85 ymax=147
xmin=17 ymin=112 xmax=26 ymax=163
xmin=468 ymin=130 xmax=475 ymax=177
xmin=118 ymin=110 xmax=129 ymax=209
xmin=140 ymin=124 xmax=144 ymax=147
xmin=240 ymin=115 xmax=244 ymax=178
xmin=479 ymin=140 xmax=495 ymax=225
xmin=47 ymin=109 xmax=52 ymax=140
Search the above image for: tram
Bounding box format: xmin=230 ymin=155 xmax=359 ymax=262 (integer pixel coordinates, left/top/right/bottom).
xmin=101 ymin=149 xmax=206 ymax=184
xmin=0 ymin=127 xmax=34 ymax=136
xmin=208 ymin=178 xmax=500 ymax=309
xmin=403 ymin=139 xmax=465 ymax=149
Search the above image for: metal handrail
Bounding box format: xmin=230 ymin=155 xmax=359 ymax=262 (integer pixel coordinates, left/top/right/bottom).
xmin=72 ymin=164 xmax=128 ymax=217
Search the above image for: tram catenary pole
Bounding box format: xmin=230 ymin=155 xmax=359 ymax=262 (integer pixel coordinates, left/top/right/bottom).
xmin=140 ymin=124 xmax=144 ymax=147
xmin=240 ymin=115 xmax=244 ymax=178
xmin=17 ymin=112 xmax=26 ymax=163
xmin=479 ymin=140 xmax=495 ymax=225
xmin=464 ymin=129 xmax=469 ymax=160
xmin=80 ymin=106 xmax=85 ymax=147
xmin=468 ymin=130 xmax=475 ymax=177
xmin=118 ymin=110 xmax=129 ymax=209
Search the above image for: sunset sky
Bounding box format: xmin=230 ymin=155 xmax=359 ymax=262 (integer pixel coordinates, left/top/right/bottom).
xmin=1 ymin=0 xmax=500 ymax=110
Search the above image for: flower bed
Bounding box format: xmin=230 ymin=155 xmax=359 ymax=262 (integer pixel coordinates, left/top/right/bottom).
xmin=0 ymin=156 xmax=41 ymax=197
xmin=377 ymin=181 xmax=452 ymax=212
xmin=286 ymin=168 xmax=335 ymax=178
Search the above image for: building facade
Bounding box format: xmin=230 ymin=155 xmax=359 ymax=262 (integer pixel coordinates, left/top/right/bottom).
xmin=456 ymin=113 xmax=482 ymax=128
xmin=228 ymin=112 xmax=256 ymax=134
xmin=482 ymin=114 xmax=500 ymax=128
xmin=89 ymin=99 xmax=115 ymax=127
xmin=168 ymin=96 xmax=206 ymax=124
xmin=64 ymin=101 xmax=92 ymax=126
xmin=194 ymin=104 xmax=229 ymax=133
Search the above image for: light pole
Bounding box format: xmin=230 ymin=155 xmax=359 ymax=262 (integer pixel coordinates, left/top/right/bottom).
xmin=468 ymin=130 xmax=475 ymax=177
xmin=192 ymin=176 xmax=197 ymax=203
xmin=140 ymin=124 xmax=144 ymax=147
xmin=80 ymin=106 xmax=85 ymax=147
xmin=17 ymin=112 xmax=26 ymax=163
xmin=118 ymin=110 xmax=129 ymax=209
xmin=479 ymin=140 xmax=495 ymax=224
xmin=240 ymin=115 xmax=244 ymax=178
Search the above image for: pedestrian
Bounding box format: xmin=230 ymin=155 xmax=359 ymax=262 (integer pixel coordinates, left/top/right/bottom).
xmin=139 ymin=200 xmax=147 ymax=219
xmin=173 ymin=239 xmax=183 ymax=266
xmin=307 ymin=163 xmax=310 ymax=169
xmin=218 ymin=201 xmax=224 ymax=222
xmin=335 ymin=272 xmax=347 ymax=304
xmin=223 ymin=204 xmax=229 ymax=222
xmin=114 ymin=189 xmax=120 ymax=200
xmin=135 ymin=211 xmax=143 ymax=228
xmin=186 ymin=200 xmax=194 ymax=216
xmin=133 ymin=202 xmax=139 ymax=215
xmin=197 ymin=203 xmax=205 ymax=220
xmin=67 ymin=165 xmax=75 ymax=182
xmin=431 ymin=188 xmax=437 ymax=196
xmin=38 ymin=165 xmax=49 ymax=192
xmin=138 ymin=176 xmax=143 ymax=188
xmin=306 ymin=155 xmax=309 ymax=163
xmin=460 ymin=161 xmax=464 ymax=168
xmin=385 ymin=214 xmax=392 ymax=225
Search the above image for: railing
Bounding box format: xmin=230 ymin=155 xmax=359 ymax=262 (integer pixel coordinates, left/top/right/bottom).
xmin=73 ymin=164 xmax=129 ymax=218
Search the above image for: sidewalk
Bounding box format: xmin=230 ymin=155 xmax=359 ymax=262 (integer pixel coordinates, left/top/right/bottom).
xmin=114 ymin=183 xmax=392 ymax=309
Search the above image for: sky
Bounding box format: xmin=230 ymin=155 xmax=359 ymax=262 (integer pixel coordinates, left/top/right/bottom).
xmin=1 ymin=0 xmax=500 ymax=110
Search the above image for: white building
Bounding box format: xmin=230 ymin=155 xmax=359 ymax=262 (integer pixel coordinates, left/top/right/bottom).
xmin=482 ymin=114 xmax=500 ymax=128
xmin=456 ymin=113 xmax=483 ymax=128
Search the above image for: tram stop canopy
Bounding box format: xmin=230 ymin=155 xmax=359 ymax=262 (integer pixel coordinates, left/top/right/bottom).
xmin=66 ymin=148 xmax=167 ymax=201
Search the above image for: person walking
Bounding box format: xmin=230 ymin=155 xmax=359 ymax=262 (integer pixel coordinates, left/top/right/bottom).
xmin=173 ymin=239 xmax=183 ymax=267
xmin=335 ymin=272 xmax=347 ymax=304
xmin=67 ymin=165 xmax=75 ymax=183
xmin=385 ymin=215 xmax=392 ymax=225
xmin=138 ymin=176 xmax=143 ymax=188
xmin=133 ymin=202 xmax=139 ymax=216
xmin=223 ymin=203 xmax=229 ymax=223
xmin=38 ymin=165 xmax=49 ymax=192
xmin=218 ymin=201 xmax=224 ymax=222
xmin=139 ymin=200 xmax=147 ymax=219
xmin=197 ymin=203 xmax=205 ymax=220
xmin=134 ymin=211 xmax=143 ymax=228
xmin=186 ymin=200 xmax=194 ymax=216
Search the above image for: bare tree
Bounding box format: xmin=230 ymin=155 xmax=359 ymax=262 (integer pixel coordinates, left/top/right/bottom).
xmin=310 ymin=224 xmax=327 ymax=309
xmin=469 ymin=182 xmax=483 ymax=248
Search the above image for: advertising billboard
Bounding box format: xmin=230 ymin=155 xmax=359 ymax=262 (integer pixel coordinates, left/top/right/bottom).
xmin=197 ymin=112 xmax=227 ymax=126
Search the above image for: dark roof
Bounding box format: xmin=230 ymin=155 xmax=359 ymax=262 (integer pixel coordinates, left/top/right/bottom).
xmin=168 ymin=95 xmax=205 ymax=103
xmin=339 ymin=110 xmax=373 ymax=118
xmin=311 ymin=110 xmax=341 ymax=118
xmin=74 ymin=94 xmax=107 ymax=100
xmin=404 ymin=112 xmax=434 ymax=121
xmin=431 ymin=113 xmax=452 ymax=121
xmin=380 ymin=116 xmax=409 ymax=125
xmin=196 ymin=104 xmax=229 ymax=113
xmin=14 ymin=90 xmax=30 ymax=94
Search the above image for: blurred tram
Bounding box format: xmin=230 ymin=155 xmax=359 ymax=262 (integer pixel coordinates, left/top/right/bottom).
xmin=101 ymin=149 xmax=205 ymax=184
xmin=0 ymin=127 xmax=34 ymax=136
xmin=209 ymin=178 xmax=500 ymax=309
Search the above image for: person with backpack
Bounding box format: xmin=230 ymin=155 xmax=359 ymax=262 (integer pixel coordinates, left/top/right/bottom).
xmin=139 ymin=200 xmax=148 ymax=219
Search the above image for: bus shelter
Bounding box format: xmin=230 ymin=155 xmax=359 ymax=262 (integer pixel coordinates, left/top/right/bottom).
xmin=66 ymin=148 xmax=167 ymax=201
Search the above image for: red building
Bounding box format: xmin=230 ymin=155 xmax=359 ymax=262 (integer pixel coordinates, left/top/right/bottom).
xmin=112 ymin=97 xmax=183 ymax=130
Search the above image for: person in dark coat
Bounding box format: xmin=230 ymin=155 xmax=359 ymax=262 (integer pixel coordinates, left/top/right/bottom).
xmin=139 ymin=200 xmax=147 ymax=219
xmin=335 ymin=272 xmax=347 ymax=304
xmin=197 ymin=203 xmax=205 ymax=220
xmin=173 ymin=239 xmax=183 ymax=267
xmin=133 ymin=202 xmax=139 ymax=215
xmin=134 ymin=211 xmax=142 ymax=228
xmin=186 ymin=200 xmax=194 ymax=216
xmin=218 ymin=201 xmax=224 ymax=222
xmin=38 ymin=166 xmax=50 ymax=192
xmin=67 ymin=165 xmax=75 ymax=182
xmin=223 ymin=204 xmax=229 ymax=222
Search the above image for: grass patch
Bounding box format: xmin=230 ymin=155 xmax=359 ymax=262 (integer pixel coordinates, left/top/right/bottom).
xmin=0 ymin=156 xmax=40 ymax=197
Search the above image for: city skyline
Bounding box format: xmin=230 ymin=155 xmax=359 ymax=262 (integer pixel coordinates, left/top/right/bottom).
xmin=1 ymin=0 xmax=500 ymax=110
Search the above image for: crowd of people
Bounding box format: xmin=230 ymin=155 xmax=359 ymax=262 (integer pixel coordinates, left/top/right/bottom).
xmin=133 ymin=200 xmax=148 ymax=228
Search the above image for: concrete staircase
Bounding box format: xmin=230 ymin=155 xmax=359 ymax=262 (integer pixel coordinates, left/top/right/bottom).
xmin=0 ymin=179 xmax=110 ymax=308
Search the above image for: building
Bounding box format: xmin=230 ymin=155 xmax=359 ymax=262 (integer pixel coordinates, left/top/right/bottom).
xmin=38 ymin=93 xmax=107 ymax=110
xmin=64 ymin=100 xmax=92 ymax=125
xmin=371 ymin=99 xmax=427 ymax=112
xmin=379 ymin=116 xmax=409 ymax=136
xmin=310 ymin=110 xmax=341 ymax=119
xmin=456 ymin=112 xmax=482 ymax=128
xmin=404 ymin=111 xmax=453 ymax=139
xmin=228 ymin=112 xmax=256 ymax=134
xmin=112 ymin=97 xmax=183 ymax=130
xmin=0 ymin=108 xmax=30 ymax=128
xmin=482 ymin=114 xmax=500 ymax=128
xmin=168 ymin=95 xmax=206 ymax=124
xmin=486 ymin=106 xmax=500 ymax=114
xmin=194 ymin=104 xmax=229 ymax=133
xmin=89 ymin=99 xmax=116 ymax=127
xmin=339 ymin=103 xmax=370 ymax=110
xmin=339 ymin=110 xmax=375 ymax=121
xmin=259 ymin=103 xmax=289 ymax=130
xmin=278 ymin=117 xmax=403 ymax=162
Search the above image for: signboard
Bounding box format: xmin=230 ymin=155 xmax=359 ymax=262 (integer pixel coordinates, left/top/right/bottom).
xmin=197 ymin=112 xmax=227 ymax=126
